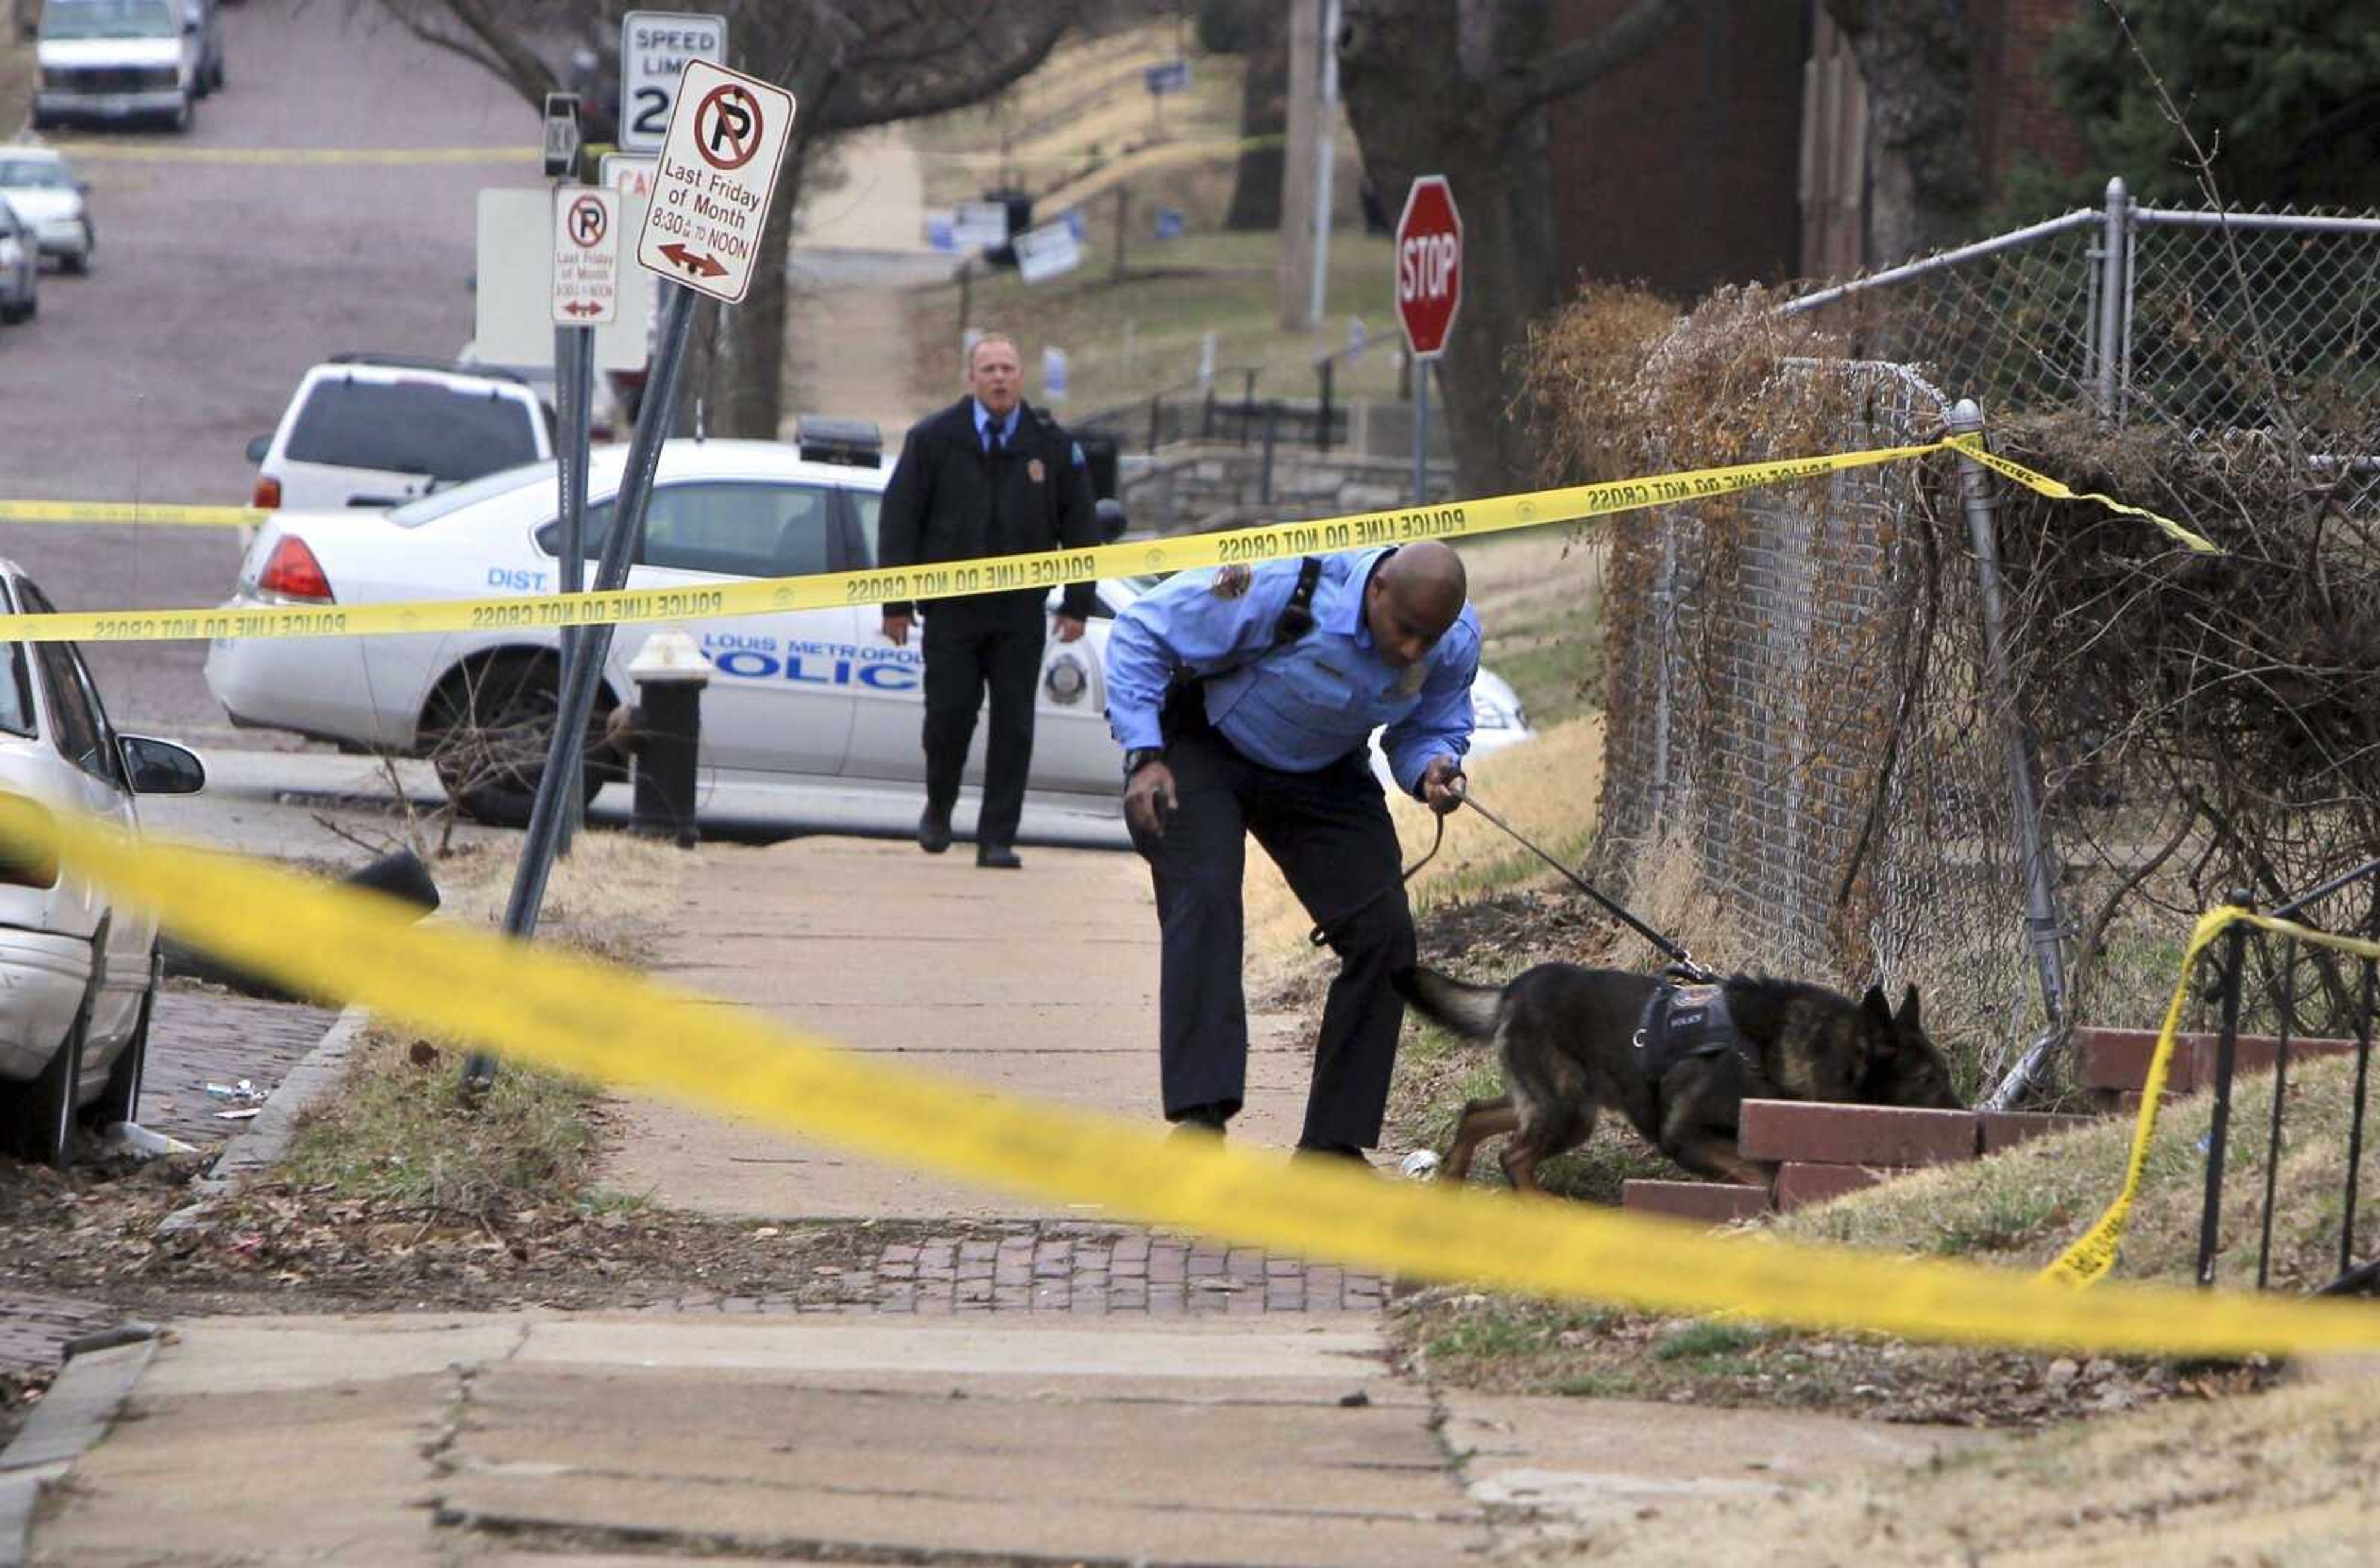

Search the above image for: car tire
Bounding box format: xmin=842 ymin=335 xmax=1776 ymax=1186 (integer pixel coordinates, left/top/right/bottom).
xmin=166 ymin=94 xmax=192 ymax=133
xmin=64 ymin=230 xmax=92 ymax=276
xmin=6 ymin=1005 xmax=87 ymax=1169
xmin=84 ymin=981 xmax=152 ymax=1132
xmin=429 ymin=656 xmax=609 ymax=828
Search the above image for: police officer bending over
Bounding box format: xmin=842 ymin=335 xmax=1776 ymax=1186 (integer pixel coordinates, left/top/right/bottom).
xmin=1104 ymin=542 xmax=1478 ymax=1163
xmin=879 ymin=332 xmax=1100 ymax=869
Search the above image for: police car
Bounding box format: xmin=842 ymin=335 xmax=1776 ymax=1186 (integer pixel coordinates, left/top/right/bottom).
xmin=202 ymin=426 xmax=1535 ymax=834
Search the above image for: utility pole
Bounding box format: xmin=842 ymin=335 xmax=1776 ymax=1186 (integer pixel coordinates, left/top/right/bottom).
xmin=1307 ymin=0 xmax=1341 ymax=328
xmin=1277 ymin=0 xmax=1323 ymax=330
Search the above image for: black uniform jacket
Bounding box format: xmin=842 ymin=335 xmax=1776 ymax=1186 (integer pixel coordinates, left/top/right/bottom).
xmin=876 ymin=397 xmax=1099 ymax=620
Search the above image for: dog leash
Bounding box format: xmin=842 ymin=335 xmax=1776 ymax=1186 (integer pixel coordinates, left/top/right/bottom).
xmin=1454 ymin=788 xmax=1717 ymax=984
xmin=1307 ymin=810 xmax=1450 ymax=949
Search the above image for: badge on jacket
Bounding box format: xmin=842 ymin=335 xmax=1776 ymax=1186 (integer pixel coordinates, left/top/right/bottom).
xmin=1026 ymin=457 xmax=1046 ymax=484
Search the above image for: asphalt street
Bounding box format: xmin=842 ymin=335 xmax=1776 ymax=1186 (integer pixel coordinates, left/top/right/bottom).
xmin=0 ymin=0 xmax=536 ymax=741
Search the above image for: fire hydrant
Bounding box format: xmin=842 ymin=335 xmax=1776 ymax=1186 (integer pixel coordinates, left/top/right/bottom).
xmin=624 ymin=628 xmax=708 ymax=848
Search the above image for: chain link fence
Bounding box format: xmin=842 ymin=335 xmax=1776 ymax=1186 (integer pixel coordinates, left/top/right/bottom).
xmin=1595 ymin=362 xmax=2051 ymax=1091
xmin=1781 ymin=179 xmax=2380 ymax=436
xmin=1592 ymin=183 xmax=2380 ymax=1095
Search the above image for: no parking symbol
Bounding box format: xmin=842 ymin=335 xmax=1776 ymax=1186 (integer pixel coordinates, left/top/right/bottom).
xmin=550 ymin=185 xmax=621 ymax=325
xmin=636 ymin=58 xmax=796 ymax=306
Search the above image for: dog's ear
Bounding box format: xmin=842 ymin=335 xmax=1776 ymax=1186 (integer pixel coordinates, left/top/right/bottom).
xmin=1896 ymin=984 xmax=1923 ymax=1035
xmin=1861 ymin=984 xmax=1900 ymax=1054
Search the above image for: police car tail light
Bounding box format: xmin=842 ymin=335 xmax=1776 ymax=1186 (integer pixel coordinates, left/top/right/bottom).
xmin=251 ymin=475 xmax=282 ymax=509
xmin=257 ymin=537 xmax=334 ymax=603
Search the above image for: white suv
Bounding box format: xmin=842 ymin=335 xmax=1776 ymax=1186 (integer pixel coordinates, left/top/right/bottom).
xmin=245 ymin=355 xmax=557 ymax=516
xmin=32 ymin=0 xmax=201 ymax=133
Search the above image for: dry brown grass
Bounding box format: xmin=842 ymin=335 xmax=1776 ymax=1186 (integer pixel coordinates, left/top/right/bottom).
xmin=1546 ymin=1372 xmax=2380 ymax=1566
xmin=270 ymin=831 xmax=696 ymax=1207
xmin=1241 ymin=713 xmax=1607 ymax=976
xmin=428 ymin=830 xmax=694 ymax=966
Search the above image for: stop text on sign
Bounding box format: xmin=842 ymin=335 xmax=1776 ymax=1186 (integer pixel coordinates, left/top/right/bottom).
xmin=1398 ymin=232 xmax=1458 ymax=304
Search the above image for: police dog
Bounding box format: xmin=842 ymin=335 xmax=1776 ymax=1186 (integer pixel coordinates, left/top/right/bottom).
xmin=1397 ymin=965 xmax=1961 ymax=1194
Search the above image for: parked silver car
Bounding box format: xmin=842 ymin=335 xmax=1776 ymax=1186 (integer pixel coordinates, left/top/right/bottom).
xmin=0 ymin=199 xmax=38 ymax=324
xmin=0 ymin=565 xmax=207 ymax=1166
xmin=0 ymin=146 xmax=95 ymax=274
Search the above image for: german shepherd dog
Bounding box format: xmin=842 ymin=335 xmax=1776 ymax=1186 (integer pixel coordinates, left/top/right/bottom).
xmin=1397 ymin=965 xmax=1962 ymax=1193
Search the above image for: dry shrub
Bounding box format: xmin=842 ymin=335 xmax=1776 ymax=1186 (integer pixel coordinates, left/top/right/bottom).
xmin=1518 ymin=283 xmax=1856 ymax=487
xmin=1988 ymin=412 xmax=2380 ymax=1035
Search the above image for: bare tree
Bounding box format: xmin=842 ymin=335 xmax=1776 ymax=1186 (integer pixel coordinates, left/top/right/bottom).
xmin=1816 ymin=0 xmax=1985 ymax=267
xmin=378 ymin=0 xmax=1082 ymax=439
xmin=1336 ymin=0 xmax=1690 ymax=496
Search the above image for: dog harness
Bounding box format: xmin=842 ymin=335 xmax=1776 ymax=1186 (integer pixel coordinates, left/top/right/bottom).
xmin=1631 ymin=982 xmax=1752 ymax=1080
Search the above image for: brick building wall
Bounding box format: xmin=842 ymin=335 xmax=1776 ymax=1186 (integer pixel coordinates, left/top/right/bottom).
xmin=1548 ymin=0 xmax=2090 ymax=299
xmin=1546 ymin=0 xmax=1810 ymax=302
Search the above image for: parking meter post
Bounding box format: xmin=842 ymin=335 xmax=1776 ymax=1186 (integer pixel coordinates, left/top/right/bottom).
xmin=465 ymin=283 xmax=700 ymax=1090
xmin=628 ymin=631 xmax=708 ymax=850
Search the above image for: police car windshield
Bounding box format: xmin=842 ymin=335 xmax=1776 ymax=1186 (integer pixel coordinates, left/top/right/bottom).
xmin=387 ymin=462 xmax=556 ymax=529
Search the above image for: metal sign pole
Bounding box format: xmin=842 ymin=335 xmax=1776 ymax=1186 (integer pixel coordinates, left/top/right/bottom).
xmin=555 ymin=322 xmax=596 ymax=855
xmin=1411 ymin=358 xmax=1429 ymax=504
xmin=465 ymin=283 xmax=700 ymax=1088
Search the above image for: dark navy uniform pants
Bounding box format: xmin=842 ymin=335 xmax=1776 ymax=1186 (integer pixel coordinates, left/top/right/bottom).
xmin=920 ymin=594 xmax=1045 ymax=849
xmin=1127 ymin=706 xmax=1416 ymax=1149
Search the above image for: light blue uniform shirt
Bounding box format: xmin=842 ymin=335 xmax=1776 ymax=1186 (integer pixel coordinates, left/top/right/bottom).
xmin=970 ymin=399 xmax=1021 ymax=449
xmin=1104 ymin=548 xmax=1482 ymax=798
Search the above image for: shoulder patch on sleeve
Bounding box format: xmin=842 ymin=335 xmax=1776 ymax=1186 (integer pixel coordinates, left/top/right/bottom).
xmin=1070 ymin=441 xmax=1086 ymax=468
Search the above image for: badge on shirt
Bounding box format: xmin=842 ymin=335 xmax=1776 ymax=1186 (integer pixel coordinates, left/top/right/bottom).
xmin=1026 ymin=458 xmax=1046 ymax=484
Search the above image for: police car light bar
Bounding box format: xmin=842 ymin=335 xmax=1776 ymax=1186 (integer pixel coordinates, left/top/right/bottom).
xmin=795 ymin=415 xmax=883 ymax=469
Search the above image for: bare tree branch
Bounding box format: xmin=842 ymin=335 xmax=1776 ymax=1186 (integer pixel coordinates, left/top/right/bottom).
xmin=1491 ymin=0 xmax=1688 ymax=124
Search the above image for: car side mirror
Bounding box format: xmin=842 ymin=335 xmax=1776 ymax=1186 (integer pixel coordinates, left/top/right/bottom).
xmin=76 ymin=182 xmax=92 ymax=196
xmin=1095 ymin=497 xmax=1127 ymax=544
xmin=118 ymin=736 xmax=206 ymax=796
xmin=245 ymin=435 xmax=270 ymax=464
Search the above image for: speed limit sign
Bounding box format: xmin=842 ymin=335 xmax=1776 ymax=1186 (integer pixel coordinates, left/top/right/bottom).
xmin=619 ymin=11 xmax=727 ymax=154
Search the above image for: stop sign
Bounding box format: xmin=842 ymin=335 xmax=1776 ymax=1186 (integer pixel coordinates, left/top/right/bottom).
xmin=1394 ymin=175 xmax=1463 ymax=360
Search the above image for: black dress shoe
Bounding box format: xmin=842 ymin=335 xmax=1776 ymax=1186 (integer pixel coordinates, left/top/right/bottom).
xmin=1293 ymin=1143 xmax=1375 ymax=1172
xmin=917 ymin=806 xmax=953 ymax=855
xmin=1170 ymin=1102 xmax=1230 ymax=1135
xmin=975 ymin=843 xmax=1022 ymax=870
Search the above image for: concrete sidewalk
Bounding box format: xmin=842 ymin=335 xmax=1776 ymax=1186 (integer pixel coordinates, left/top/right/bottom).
xmin=601 ymin=835 xmax=1323 ymax=1220
xmin=28 ymin=830 xmax=1983 ymax=1564
xmin=32 ymin=1312 xmax=1967 ymax=1567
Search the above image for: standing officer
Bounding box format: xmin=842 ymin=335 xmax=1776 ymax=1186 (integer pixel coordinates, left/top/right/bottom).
xmin=879 ymin=333 xmax=1100 ymax=869
xmin=1103 ymin=542 xmax=1479 ymax=1162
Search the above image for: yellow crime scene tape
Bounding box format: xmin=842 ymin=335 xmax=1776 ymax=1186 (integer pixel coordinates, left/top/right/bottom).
xmin=43 ymin=141 xmax=554 ymax=165
xmin=0 ymin=439 xmax=2215 ymax=645
xmin=0 ymin=500 xmax=267 ymax=529
xmin=0 ymin=798 xmax=2374 ymax=1359
xmin=2043 ymin=908 xmax=2380 ymax=1288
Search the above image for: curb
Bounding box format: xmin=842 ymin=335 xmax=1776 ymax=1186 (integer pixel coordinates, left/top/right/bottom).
xmin=0 ymin=1334 xmax=159 ymax=1568
xmin=157 ymin=1002 xmax=372 ymax=1234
